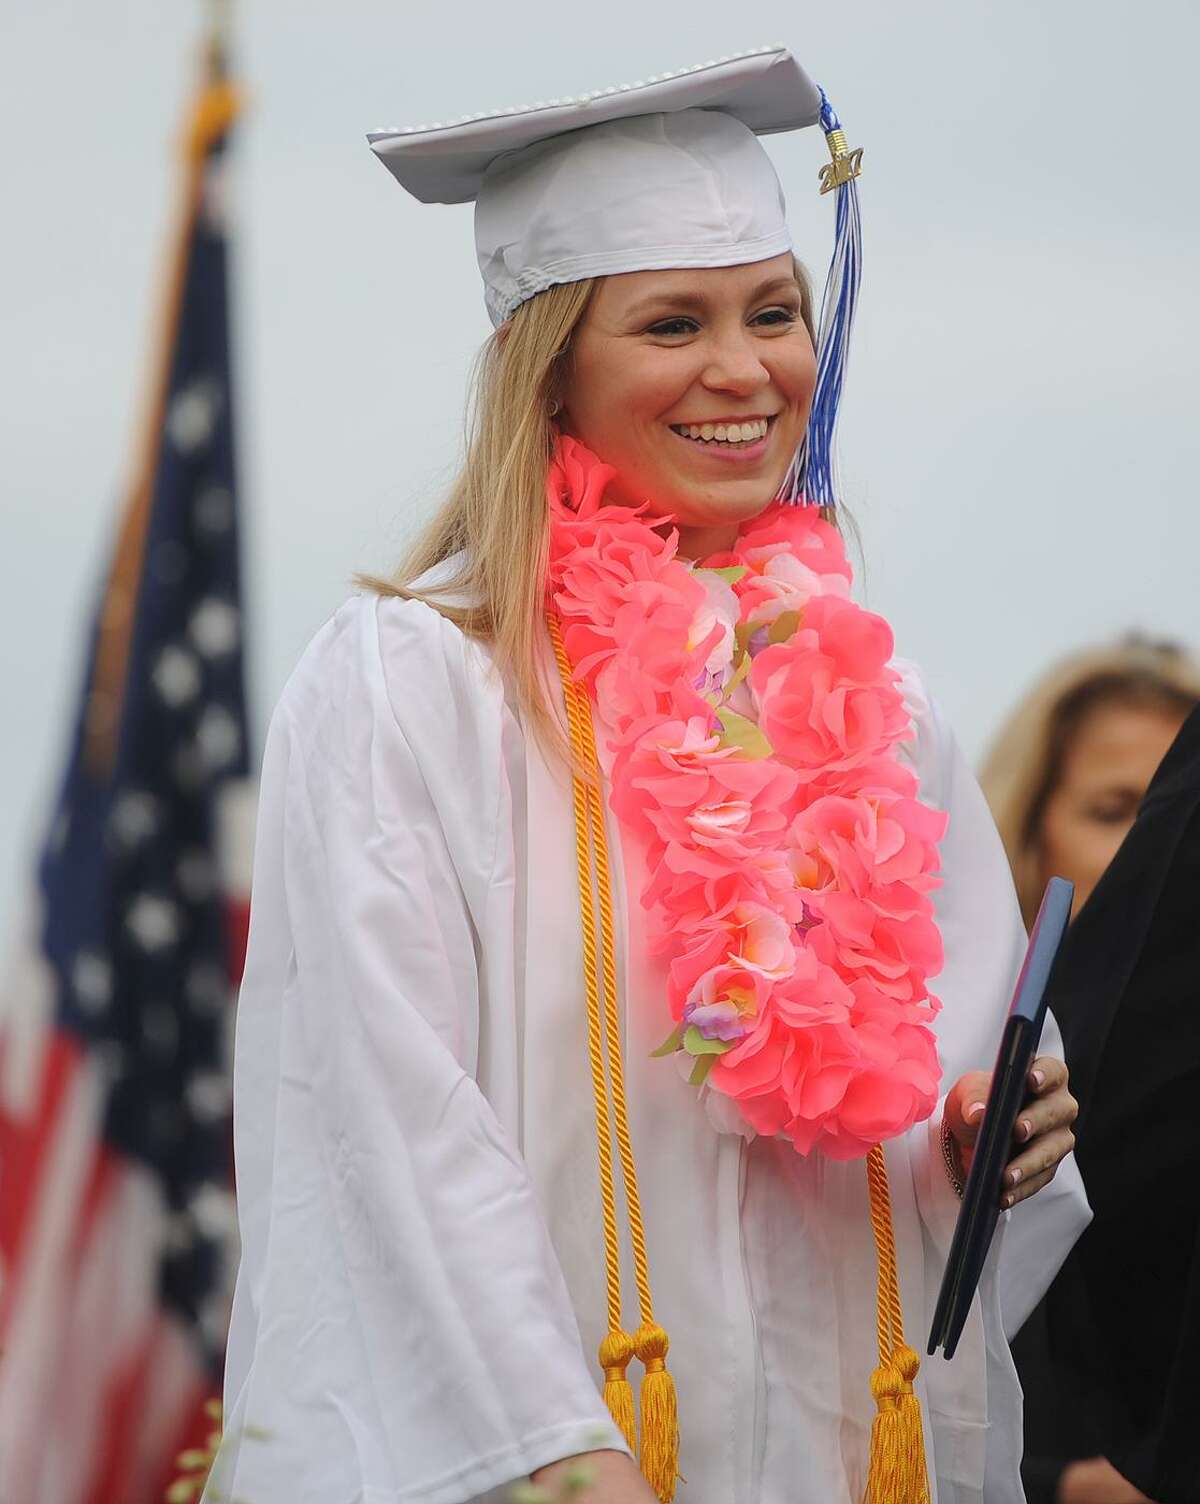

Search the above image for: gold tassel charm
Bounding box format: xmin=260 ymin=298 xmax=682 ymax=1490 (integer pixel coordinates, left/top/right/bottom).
xmin=863 ymin=1146 xmax=930 ymax=1504
xmin=599 ymin=1329 xmax=638 ymax=1453
xmin=635 ymin=1321 xmax=680 ymax=1503
xmin=864 ymin=1343 xmax=929 ymax=1504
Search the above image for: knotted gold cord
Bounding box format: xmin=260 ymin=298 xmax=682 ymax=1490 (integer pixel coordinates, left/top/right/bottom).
xmin=863 ymin=1144 xmax=931 ymax=1504
xmin=547 ymin=614 xmax=679 ymax=1502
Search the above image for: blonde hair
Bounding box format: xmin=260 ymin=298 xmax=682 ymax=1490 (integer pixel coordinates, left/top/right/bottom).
xmin=979 ymin=637 xmax=1200 ymax=927
xmin=363 ymin=260 xmax=816 ymax=747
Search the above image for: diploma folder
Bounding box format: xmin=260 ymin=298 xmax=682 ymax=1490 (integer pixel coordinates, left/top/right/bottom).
xmin=927 ymin=876 xmax=1075 ymax=1360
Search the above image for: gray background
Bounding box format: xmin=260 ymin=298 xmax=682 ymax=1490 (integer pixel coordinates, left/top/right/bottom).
xmin=2 ymin=0 xmax=1197 ymax=932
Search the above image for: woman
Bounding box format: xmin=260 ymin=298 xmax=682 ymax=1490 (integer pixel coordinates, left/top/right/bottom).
xmin=981 ymin=639 xmax=1200 ymax=929
xmin=980 ymin=642 xmax=1200 ymax=1504
xmin=210 ymin=48 xmax=1085 ymax=1504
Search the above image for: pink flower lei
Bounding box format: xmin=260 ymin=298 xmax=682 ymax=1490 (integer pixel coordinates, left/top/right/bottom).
xmin=547 ymin=435 xmax=949 ymax=1160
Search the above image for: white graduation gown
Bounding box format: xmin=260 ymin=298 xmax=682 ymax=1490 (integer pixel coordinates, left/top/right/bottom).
xmin=210 ymin=591 xmax=1089 ymax=1504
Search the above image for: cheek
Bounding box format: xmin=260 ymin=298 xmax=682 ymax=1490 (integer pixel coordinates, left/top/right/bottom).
xmin=1039 ymin=802 xmax=1129 ymax=889
xmin=776 ymin=339 xmax=818 ymax=413
xmin=569 ymin=346 xmax=693 ymax=437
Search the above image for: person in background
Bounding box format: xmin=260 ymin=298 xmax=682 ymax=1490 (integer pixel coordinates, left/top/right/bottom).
xmin=979 ymin=637 xmax=1200 ymax=1504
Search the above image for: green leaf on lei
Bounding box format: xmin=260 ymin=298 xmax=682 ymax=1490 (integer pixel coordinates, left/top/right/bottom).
xmin=767 ymin=609 xmax=802 ymax=644
xmin=715 ymin=705 xmax=773 ymax=760
xmin=682 ymin=1024 xmax=735 ymax=1057
xmin=650 ymin=1024 xmax=685 ymax=1058
xmin=688 ymin=1054 xmax=719 ymax=1087
xmin=699 ymin=564 xmax=748 ymax=586
xmin=724 ymin=648 xmax=752 ymax=698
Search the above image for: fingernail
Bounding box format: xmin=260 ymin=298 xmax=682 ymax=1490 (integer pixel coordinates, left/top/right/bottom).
xmin=1003 ymin=1193 xmax=1015 ymax=1209
xmin=1007 ymin=1167 xmax=1023 ymax=1186
xmin=1030 ymin=1069 xmax=1045 ymax=1089
xmin=965 ymin=1101 xmax=985 ymax=1123
xmin=1017 ymin=1118 xmax=1032 ymax=1140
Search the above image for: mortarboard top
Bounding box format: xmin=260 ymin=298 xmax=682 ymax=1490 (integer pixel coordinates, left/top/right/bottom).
xmin=367 ymin=46 xmax=821 ymax=206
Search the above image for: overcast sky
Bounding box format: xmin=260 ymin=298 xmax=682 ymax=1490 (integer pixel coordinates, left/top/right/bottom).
xmin=2 ymin=0 xmax=1198 ymax=931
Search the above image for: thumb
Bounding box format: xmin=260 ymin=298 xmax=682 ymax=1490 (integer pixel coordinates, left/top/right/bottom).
xmin=946 ymin=1071 xmax=991 ymax=1148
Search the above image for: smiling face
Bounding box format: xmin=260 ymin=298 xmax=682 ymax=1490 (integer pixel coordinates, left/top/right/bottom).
xmin=557 ymin=253 xmax=817 ymax=556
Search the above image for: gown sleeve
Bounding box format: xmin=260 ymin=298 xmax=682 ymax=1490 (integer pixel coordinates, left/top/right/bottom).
xmin=211 ymin=594 xmax=627 ymax=1504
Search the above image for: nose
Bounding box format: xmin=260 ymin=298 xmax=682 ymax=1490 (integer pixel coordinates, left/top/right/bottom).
xmin=700 ymin=326 xmax=771 ymax=397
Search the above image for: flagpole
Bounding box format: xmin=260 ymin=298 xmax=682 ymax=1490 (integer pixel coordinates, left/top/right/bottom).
xmin=85 ymin=1 xmax=240 ymax=779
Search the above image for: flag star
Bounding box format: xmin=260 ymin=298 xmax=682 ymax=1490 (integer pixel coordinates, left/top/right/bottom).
xmin=197 ymin=705 xmax=241 ymax=771
xmin=189 ymin=1184 xmax=239 ymax=1240
xmin=185 ymin=1070 xmax=232 ymax=1122
xmin=72 ymin=950 xmax=113 ymax=1013
xmin=109 ymin=789 xmax=162 ymax=848
xmin=166 ymin=377 xmax=222 ymax=455
xmin=125 ymin=894 xmax=183 ymax=953
xmin=194 ymin=483 xmax=234 ymax=537
xmin=162 ymin=1210 xmax=196 ymax=1256
xmin=189 ymin=598 xmax=240 ymax=659
xmin=153 ymin=644 xmax=203 ymax=708
xmin=198 ymin=1292 xmax=233 ymax=1356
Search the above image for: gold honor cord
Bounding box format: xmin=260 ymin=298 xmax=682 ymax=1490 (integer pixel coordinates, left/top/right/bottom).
xmin=863 ymin=1144 xmax=931 ymax=1504
xmin=547 ymin=614 xmax=680 ymax=1503
xmin=549 ymin=612 xmax=928 ymax=1504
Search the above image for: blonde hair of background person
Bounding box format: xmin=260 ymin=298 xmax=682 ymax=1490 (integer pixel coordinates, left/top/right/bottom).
xmin=362 ymin=263 xmax=817 ymax=753
xmin=980 ymin=638 xmax=1200 ymax=929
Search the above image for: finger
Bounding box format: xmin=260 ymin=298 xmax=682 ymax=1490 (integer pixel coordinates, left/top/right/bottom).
xmin=1003 ymin=1164 xmax=1059 ymax=1208
xmin=1003 ymin=1124 xmax=1076 ymax=1203
xmin=946 ymin=1071 xmax=992 ymax=1146
xmin=1026 ymin=1055 xmax=1068 ymax=1096
xmin=1011 ymin=1088 xmax=1079 ymax=1146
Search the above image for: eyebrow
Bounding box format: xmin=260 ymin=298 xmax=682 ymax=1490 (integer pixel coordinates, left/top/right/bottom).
xmin=621 ymin=275 xmax=801 ymax=321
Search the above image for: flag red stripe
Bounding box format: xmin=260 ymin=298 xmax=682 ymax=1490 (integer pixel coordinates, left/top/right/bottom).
xmin=0 ymin=1031 xmax=83 ymax=1334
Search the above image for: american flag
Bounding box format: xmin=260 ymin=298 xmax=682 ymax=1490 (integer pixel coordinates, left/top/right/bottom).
xmin=0 ymin=60 xmax=250 ymax=1503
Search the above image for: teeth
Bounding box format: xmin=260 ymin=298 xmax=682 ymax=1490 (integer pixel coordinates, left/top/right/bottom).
xmin=673 ymin=418 xmax=770 ymax=444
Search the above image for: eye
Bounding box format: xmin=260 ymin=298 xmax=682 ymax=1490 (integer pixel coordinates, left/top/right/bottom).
xmin=645 ymin=316 xmax=700 ymax=337
xmin=752 ymin=306 xmax=801 ymax=327
xmin=1083 ymin=791 xmax=1140 ymax=824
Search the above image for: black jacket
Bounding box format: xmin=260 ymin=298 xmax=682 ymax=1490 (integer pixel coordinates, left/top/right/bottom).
xmin=1015 ymin=704 xmax=1200 ymax=1503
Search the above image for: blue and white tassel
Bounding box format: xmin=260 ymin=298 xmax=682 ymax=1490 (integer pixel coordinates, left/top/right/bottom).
xmin=778 ymin=88 xmax=864 ymax=508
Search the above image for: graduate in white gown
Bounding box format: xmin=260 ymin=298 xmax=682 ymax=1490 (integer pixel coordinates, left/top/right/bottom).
xmin=208 ymin=46 xmax=1089 ymax=1504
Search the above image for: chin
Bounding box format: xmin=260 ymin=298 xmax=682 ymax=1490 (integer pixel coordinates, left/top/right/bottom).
xmin=666 ymin=478 xmax=782 ymax=527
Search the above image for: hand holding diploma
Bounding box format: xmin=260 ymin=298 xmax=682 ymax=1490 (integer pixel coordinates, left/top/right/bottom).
xmin=945 ymin=1056 xmax=1079 ymax=1209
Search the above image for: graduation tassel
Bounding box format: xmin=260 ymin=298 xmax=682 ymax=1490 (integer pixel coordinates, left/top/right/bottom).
xmin=548 ymin=615 xmax=681 ymax=1502
xmin=863 ymin=1145 xmax=931 ymax=1504
xmin=777 ymin=85 xmax=863 ymax=509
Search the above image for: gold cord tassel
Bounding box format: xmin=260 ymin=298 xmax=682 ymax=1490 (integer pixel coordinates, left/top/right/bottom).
xmin=863 ymin=1145 xmax=930 ymax=1504
xmin=549 ymin=614 xmax=680 ymax=1502
xmin=634 ymin=1321 xmax=680 ymax=1503
xmin=600 ymin=1329 xmax=638 ymax=1452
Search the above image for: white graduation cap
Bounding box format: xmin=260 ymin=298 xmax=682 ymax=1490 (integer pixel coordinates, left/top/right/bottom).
xmin=368 ymin=44 xmax=863 ymax=507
